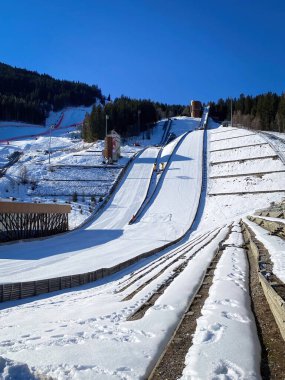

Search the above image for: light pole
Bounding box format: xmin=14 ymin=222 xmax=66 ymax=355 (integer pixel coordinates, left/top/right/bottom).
xmin=48 ymin=124 xmax=55 ymax=165
xmin=230 ymin=99 xmax=233 ymax=128
xmin=138 ymin=109 xmax=141 ymax=137
xmin=105 ymin=114 xmax=109 ymax=137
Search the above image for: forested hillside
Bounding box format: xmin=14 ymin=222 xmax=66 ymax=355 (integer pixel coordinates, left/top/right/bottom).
xmin=82 ymin=96 xmax=184 ymax=141
xmin=0 ymin=62 xmax=104 ymax=124
xmin=209 ymin=92 xmax=285 ymax=132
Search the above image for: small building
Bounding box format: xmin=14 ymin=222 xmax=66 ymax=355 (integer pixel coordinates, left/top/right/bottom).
xmin=103 ymin=130 xmax=121 ymax=162
xmin=190 ymin=100 xmax=202 ymax=118
xmin=0 ymin=201 xmax=71 ymax=242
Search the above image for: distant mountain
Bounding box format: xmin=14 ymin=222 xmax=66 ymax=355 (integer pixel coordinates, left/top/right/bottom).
xmin=0 ymin=62 xmax=104 ymax=125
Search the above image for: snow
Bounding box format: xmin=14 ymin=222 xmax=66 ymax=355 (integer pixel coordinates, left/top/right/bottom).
xmin=0 ymin=123 xmax=47 ymax=141
xmin=210 ymin=127 xmax=252 ymax=140
xmin=1 ymin=117 xmax=285 ymax=379
xmin=210 ymin=144 xmax=276 ymax=163
xmin=210 ymin=131 xmax=264 ymax=150
xmin=210 ymin=157 xmax=285 ymax=177
xmin=0 ymin=356 xmax=39 ymax=380
xmin=46 ymin=106 xmax=92 ymax=128
xmin=0 ymin=106 xmax=92 ymax=142
xmin=0 ymin=107 xmax=146 ymax=229
xmin=180 ymin=224 xmax=261 ymax=380
xmin=0 ymin=227 xmax=228 ymax=379
xmin=253 ymin=216 xmax=285 ymax=224
xmin=170 ymin=117 xmax=200 ymax=137
xmin=198 ymin=120 xmax=285 ymax=229
xmin=0 ymin=127 xmax=203 ymax=282
xmin=209 ymin=172 xmax=285 ymax=194
xmin=243 ymin=218 xmax=285 ymax=283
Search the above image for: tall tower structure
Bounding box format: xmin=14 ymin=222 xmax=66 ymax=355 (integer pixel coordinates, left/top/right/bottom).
xmin=190 ymin=100 xmax=202 ymax=117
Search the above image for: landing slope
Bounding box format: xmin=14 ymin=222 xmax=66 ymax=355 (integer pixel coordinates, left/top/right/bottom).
xmin=0 ymin=123 xmax=203 ymax=282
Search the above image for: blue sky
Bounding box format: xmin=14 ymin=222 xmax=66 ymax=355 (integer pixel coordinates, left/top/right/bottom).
xmin=0 ymin=0 xmax=284 ymax=105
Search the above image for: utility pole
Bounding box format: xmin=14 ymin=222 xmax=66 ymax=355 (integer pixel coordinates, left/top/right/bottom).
xmin=231 ymin=99 xmax=233 ymax=128
xmin=138 ymin=109 xmax=141 ymax=137
xmin=105 ymin=114 xmax=109 ymax=137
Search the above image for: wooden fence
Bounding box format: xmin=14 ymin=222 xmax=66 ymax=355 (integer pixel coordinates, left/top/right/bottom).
xmin=0 ymin=202 xmax=71 ymax=242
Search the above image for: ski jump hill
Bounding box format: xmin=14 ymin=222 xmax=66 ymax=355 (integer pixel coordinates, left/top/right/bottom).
xmin=0 ymin=112 xmax=208 ymax=300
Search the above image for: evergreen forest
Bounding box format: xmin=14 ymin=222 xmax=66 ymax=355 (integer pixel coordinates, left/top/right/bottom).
xmin=1 ymin=61 xmax=284 ymax=136
xmin=209 ymin=92 xmax=285 ymax=132
xmin=82 ymin=96 xmax=184 ymax=142
xmin=0 ymin=62 xmax=104 ymax=124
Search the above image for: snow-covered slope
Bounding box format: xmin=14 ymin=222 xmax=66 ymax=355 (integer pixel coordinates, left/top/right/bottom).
xmin=0 ymin=124 xmax=203 ymax=282
xmin=1 ymin=119 xmax=285 ymax=380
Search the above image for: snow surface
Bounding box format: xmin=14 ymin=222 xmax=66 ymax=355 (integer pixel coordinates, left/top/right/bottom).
xmin=0 ymin=122 xmax=46 ymax=140
xmin=209 ymin=172 xmax=285 ymax=194
xmin=180 ymin=224 xmax=261 ymax=380
xmin=210 ymin=132 xmax=265 ymax=150
xmin=210 ymin=157 xmax=285 ymax=177
xmin=198 ymin=120 xmax=285 ymax=230
xmin=0 ymin=106 xmax=150 ymax=228
xmin=1 ymin=118 xmax=285 ymax=379
xmin=210 ymin=144 xmax=276 ymax=163
xmin=0 ymin=121 xmax=202 ymax=282
xmin=0 ymin=227 xmax=229 ymax=379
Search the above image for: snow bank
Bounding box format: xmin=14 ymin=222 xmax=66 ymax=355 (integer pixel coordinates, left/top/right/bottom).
xmin=0 ymin=356 xmax=37 ymax=380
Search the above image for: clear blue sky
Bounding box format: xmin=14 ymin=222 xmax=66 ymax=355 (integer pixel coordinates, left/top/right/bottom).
xmin=1 ymin=0 xmax=284 ymax=105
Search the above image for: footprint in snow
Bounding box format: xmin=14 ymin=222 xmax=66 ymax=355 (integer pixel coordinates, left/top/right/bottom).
xmin=221 ymin=311 xmax=250 ymax=323
xmin=194 ymin=323 xmax=226 ymax=344
xmin=152 ymin=304 xmax=174 ymax=311
xmin=233 ymin=280 xmax=247 ymax=292
xmin=26 ymin=336 xmax=41 ymax=341
xmin=211 ymin=359 xmax=245 ymax=380
xmin=116 ymin=366 xmax=132 ymax=372
xmin=0 ymin=340 xmax=14 ymax=347
xmin=218 ymin=298 xmax=239 ymax=308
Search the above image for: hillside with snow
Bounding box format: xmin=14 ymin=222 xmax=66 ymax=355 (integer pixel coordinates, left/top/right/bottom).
xmin=0 ymin=113 xmax=285 ymax=379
